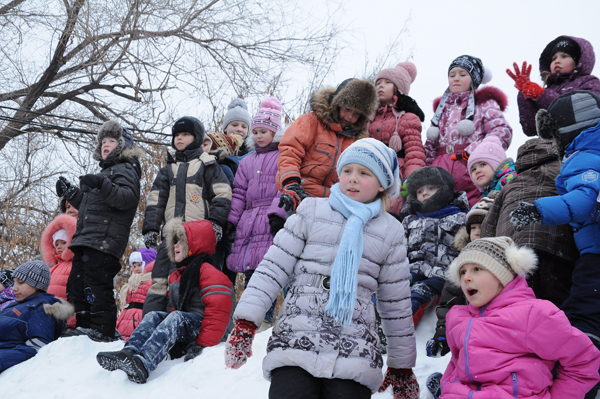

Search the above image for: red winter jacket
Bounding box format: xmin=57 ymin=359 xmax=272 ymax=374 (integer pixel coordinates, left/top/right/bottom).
xmin=116 ymin=262 xmax=154 ymax=341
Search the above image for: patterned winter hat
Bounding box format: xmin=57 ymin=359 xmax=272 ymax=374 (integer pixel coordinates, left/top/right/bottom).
xmin=0 ymin=269 xmax=14 ymax=289
xmin=467 ymin=136 xmax=508 ymax=178
xmin=465 ymin=197 xmax=494 ymax=234
xmin=375 ymin=62 xmax=418 ymax=96
xmin=447 ymin=237 xmax=538 ymax=287
xmin=551 ymin=38 xmax=581 ymax=66
xmin=93 ymin=120 xmax=133 ymax=161
xmin=336 ymin=138 xmax=401 ymax=199
xmin=205 ymin=131 xmax=243 ymax=156
xmin=13 ymin=260 xmax=51 ymax=292
xmin=223 ymin=98 xmax=252 ymax=131
xmin=251 ymin=97 xmax=282 ymax=133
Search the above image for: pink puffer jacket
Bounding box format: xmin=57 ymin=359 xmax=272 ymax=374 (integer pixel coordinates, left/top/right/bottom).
xmin=116 ymin=262 xmax=153 ymax=341
xmin=441 ymin=277 xmax=600 ymax=398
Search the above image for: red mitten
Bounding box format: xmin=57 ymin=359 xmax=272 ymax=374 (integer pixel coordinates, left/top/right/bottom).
xmin=522 ymin=81 xmax=544 ymax=100
xmin=378 ymin=368 xmax=420 ymax=399
xmin=506 ymin=61 xmax=532 ymax=91
xmin=450 ymin=151 xmax=469 ymax=162
xmin=224 ymin=320 xmax=257 ymax=369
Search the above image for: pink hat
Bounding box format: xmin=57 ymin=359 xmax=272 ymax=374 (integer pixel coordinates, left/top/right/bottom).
xmin=467 ymin=136 xmax=507 ymax=174
xmin=375 ymin=61 xmax=417 ymax=95
xmin=251 ymin=97 xmax=282 ymax=134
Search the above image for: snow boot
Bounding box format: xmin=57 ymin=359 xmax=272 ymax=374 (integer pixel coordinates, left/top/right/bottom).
xmin=426 ymin=372 xmax=443 ymax=399
xmin=97 ymin=349 xmax=148 ymax=384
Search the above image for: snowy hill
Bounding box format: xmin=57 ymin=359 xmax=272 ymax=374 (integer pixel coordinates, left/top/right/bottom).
xmin=0 ymin=309 xmax=449 ymax=399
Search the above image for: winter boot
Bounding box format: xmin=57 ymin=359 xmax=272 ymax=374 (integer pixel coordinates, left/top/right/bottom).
xmin=97 ymin=349 xmax=148 ymax=384
xmin=61 ymin=327 xmax=120 ymax=342
xmin=426 ymin=372 xmax=443 ymax=399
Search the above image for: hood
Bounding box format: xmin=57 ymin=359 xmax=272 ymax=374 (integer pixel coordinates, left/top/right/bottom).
xmin=539 ymin=35 xmax=595 ymax=78
xmin=432 ymin=86 xmax=508 ymax=112
xmin=454 ymin=226 xmax=470 ymax=251
xmin=163 ymin=218 xmax=216 ymax=262
xmin=515 ymin=138 xmax=559 ymax=173
xmin=41 ymin=214 xmax=77 ymax=264
xmin=566 ymin=120 xmax=600 ymax=155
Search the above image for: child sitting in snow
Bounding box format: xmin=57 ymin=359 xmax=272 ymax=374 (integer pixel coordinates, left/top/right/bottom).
xmin=0 ymin=269 xmax=16 ymax=311
xmin=427 ymin=237 xmax=600 ymax=399
xmin=115 ymin=248 xmax=157 ymax=341
xmin=467 ymin=135 xmax=516 ymax=199
xmin=400 ymin=166 xmax=468 ymax=326
xmin=225 ymin=138 xmax=419 ymax=399
xmin=0 ymin=261 xmax=74 ymax=372
xmin=97 ymin=219 xmax=232 ymax=384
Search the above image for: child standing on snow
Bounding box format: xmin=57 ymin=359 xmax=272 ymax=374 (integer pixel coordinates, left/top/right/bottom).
xmin=467 ymin=135 xmax=516 ymax=199
xmin=116 ymin=248 xmax=157 ymax=341
xmin=425 ymin=55 xmax=512 ymax=207
xmin=427 ymin=237 xmax=600 ymax=399
xmin=0 ymin=269 xmax=16 ymax=311
xmin=56 ymin=121 xmax=142 ymax=342
xmin=400 ymin=166 xmax=468 ymax=326
xmin=507 ymin=35 xmax=600 ymax=137
xmin=369 ymin=62 xmax=426 ymax=213
xmin=225 ymin=138 xmax=419 ymax=399
xmin=226 ymin=97 xmax=285 ymax=333
xmin=97 ymin=219 xmax=232 ymax=384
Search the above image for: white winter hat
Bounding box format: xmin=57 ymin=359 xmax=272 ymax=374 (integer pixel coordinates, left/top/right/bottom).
xmin=129 ymin=251 xmax=145 ymax=270
xmin=52 ymin=229 xmax=69 ymax=248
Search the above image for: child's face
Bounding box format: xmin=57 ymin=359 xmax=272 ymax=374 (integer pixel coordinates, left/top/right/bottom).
xmin=253 ymin=128 xmax=274 ymax=148
xmin=101 ymin=137 xmax=119 ymax=160
xmin=339 ymin=163 xmax=384 ymax=204
xmin=416 ymin=185 xmax=438 ymax=204
xmin=376 ymin=78 xmax=396 ymax=105
xmin=470 ymin=161 xmax=495 ymax=188
xmin=174 ymin=132 xmax=195 ymax=151
xmin=448 ymin=67 xmax=472 ymax=94
xmin=65 ymin=202 xmax=78 ymax=217
xmin=54 ymin=239 xmax=67 ymax=256
xmin=338 ymin=106 xmax=362 ymax=127
xmin=225 ymin=121 xmax=249 ymax=138
xmin=201 ymin=139 xmax=212 ymax=153
xmin=173 ymin=242 xmax=186 ymax=263
xmin=551 ymin=52 xmax=576 ymax=74
xmin=13 ymin=278 xmax=37 ymax=302
xmin=459 ymin=263 xmax=504 ymax=307
xmin=470 ymin=224 xmax=481 ymax=241
xmin=131 ymin=262 xmax=143 ymax=274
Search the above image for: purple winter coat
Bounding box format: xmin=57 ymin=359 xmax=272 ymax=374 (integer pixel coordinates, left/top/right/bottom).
xmin=518 ymin=35 xmax=600 ymax=136
xmin=226 ymin=132 xmax=285 ymax=273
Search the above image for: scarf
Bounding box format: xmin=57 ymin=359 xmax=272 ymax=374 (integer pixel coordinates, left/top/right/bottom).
xmin=119 ymin=271 xmax=151 ymax=309
xmin=177 ymin=253 xmax=211 ymax=311
xmin=430 ymin=88 xmax=476 ymax=128
xmin=416 ymin=205 xmax=462 ymax=219
xmin=325 ymin=184 xmax=382 ymax=325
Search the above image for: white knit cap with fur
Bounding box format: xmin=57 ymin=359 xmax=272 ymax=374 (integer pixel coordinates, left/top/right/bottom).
xmin=447 ymin=236 xmax=538 ymax=287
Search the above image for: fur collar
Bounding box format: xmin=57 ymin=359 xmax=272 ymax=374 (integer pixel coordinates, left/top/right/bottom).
xmin=432 ymin=86 xmax=508 ymax=112
xmin=43 ymin=299 xmax=75 ymax=321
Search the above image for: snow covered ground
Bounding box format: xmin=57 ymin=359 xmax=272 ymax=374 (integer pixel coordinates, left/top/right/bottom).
xmin=0 ymin=309 xmax=449 ymax=399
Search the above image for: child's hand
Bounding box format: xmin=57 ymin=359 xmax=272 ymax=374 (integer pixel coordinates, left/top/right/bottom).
xmin=56 ymin=176 xmax=78 ymax=199
xmin=426 ymin=336 xmax=450 ymax=357
xmin=509 ymin=201 xmax=541 ymax=231
xmin=210 ymin=221 xmax=223 ymax=242
xmin=268 ymin=214 xmax=286 ymax=236
xmin=522 ymin=81 xmax=544 ymax=100
xmin=224 ymin=320 xmax=257 ymax=369
xmin=378 ymin=368 xmax=420 ymax=399
xmin=279 ymin=180 xmax=308 ymax=212
xmin=79 ymin=174 xmax=104 ymax=192
xmin=225 ymin=221 xmax=236 ymax=242
xmin=183 ymin=344 xmax=205 ymax=362
xmin=143 ymin=231 xmax=159 ymax=249
xmin=506 ymin=61 xmax=532 ymax=91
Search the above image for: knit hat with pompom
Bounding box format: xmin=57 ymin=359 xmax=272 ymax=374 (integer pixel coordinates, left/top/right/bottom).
xmin=251 ymin=97 xmax=282 ymax=133
xmin=375 ymin=61 xmax=417 ymax=96
xmin=223 ymin=98 xmax=252 ymax=131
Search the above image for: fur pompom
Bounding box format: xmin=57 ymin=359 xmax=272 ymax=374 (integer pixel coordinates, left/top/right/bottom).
xmin=457 ymin=119 xmax=474 ymax=136
xmin=506 ymin=244 xmax=538 ymax=277
xmin=260 ymin=97 xmax=282 ymax=111
xmin=481 ymin=66 xmax=493 ymax=85
xmin=454 ymin=226 xmax=470 ymax=251
xmin=446 ymin=259 xmax=461 ymax=287
xmin=426 ymin=126 xmax=440 ymax=141
xmin=44 ymin=299 xmax=75 ymax=321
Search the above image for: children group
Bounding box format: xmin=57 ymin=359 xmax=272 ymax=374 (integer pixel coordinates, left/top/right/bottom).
xmin=1 ymin=34 xmax=600 ymax=399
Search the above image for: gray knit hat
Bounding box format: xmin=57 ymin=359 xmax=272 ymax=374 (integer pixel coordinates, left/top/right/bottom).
xmin=223 ymin=98 xmax=252 ymax=131
xmin=13 ymin=261 xmax=51 ymax=292
xmin=447 ymin=237 xmax=537 ymax=287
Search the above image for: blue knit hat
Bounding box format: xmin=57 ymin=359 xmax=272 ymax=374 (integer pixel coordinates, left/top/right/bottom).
xmin=13 ymin=261 xmax=51 ymax=292
xmin=336 ymin=138 xmax=401 ymax=199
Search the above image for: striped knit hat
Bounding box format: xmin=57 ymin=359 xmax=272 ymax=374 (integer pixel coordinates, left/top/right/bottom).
xmin=13 ymin=260 xmax=51 ymax=292
xmin=251 ymin=97 xmax=282 ymax=134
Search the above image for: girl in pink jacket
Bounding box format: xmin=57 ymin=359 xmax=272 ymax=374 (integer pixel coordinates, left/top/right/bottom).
xmin=427 ymin=237 xmax=600 ymax=399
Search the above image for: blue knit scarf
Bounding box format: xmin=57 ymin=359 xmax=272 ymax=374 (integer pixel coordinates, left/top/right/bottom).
xmin=326 ymin=184 xmax=382 ymax=325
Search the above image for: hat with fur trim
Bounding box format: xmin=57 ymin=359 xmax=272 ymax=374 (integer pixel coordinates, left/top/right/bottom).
xmin=163 ymin=218 xmax=216 ymax=262
xmin=93 ymin=120 xmax=132 ymax=161
xmin=13 ymin=260 xmax=51 ymax=292
xmin=376 ymin=62 xmax=417 ymax=96
xmin=466 ymin=196 xmax=494 ymax=235
xmin=536 ymin=90 xmax=600 ymax=155
xmin=447 ymin=236 xmax=538 ymax=287
xmin=330 ymin=78 xmax=378 ymax=132
xmin=0 ymin=269 xmax=14 ymax=289
xmin=406 ymin=166 xmax=455 ymax=213
xmin=467 ymin=136 xmax=507 ymax=179
xmin=223 ymin=98 xmax=252 ymax=132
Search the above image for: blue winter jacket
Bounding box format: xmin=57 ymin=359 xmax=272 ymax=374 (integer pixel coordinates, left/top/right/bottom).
xmin=0 ymin=293 xmax=69 ymax=372
xmin=534 ymin=122 xmax=600 ymax=255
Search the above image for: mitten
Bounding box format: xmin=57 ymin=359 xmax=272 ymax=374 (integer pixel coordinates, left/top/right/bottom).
xmin=506 ymin=61 xmax=532 ymax=92
xmin=426 ymin=372 xmax=443 ymax=399
xmin=169 ymin=342 xmax=187 ymax=359
xmin=378 ymin=367 xmax=420 ymax=399
xmin=211 ymin=221 xmax=223 ymax=242
xmin=224 ymin=320 xmax=257 ymax=369
xmin=79 ymin=174 xmax=104 ymax=192
xmin=509 ymin=201 xmax=541 ymax=232
xmin=278 ymin=179 xmax=308 ymax=212
xmin=143 ymin=231 xmax=159 ymax=249
xmin=426 ymin=336 xmax=450 ymax=357
xmin=450 ymin=151 xmax=469 ymax=162
xmin=268 ymin=214 xmax=286 ymax=236
xmin=225 ymin=221 xmax=236 ymax=242
xmin=183 ymin=344 xmax=205 ymax=362
xmin=522 ymin=81 xmax=544 ymax=100
xmin=56 ymin=176 xmax=78 ymax=200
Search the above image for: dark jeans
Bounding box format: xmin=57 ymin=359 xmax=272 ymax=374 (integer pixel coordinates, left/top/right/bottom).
xmin=269 ymin=366 xmax=371 ymax=399
xmin=67 ymin=247 xmax=121 ymax=337
xmin=125 ymin=311 xmax=203 ymax=373
xmin=244 ymin=270 xmax=276 ymax=324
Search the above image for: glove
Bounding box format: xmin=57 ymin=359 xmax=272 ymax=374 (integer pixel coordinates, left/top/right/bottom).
xmin=268 ymin=214 xmax=286 ymax=236
xmin=509 ymin=201 xmax=541 ymax=232
xmin=169 ymin=342 xmax=187 ymax=359
xmin=183 ymin=344 xmax=205 ymax=362
xmin=278 ymin=179 xmax=308 ymax=212
xmin=56 ymin=176 xmax=78 ymax=200
xmin=224 ymin=320 xmax=257 ymax=369
xmin=225 ymin=221 xmax=236 ymax=242
xmin=211 ymin=221 xmax=223 ymax=242
xmin=450 ymin=151 xmax=469 ymax=162
xmin=506 ymin=61 xmax=533 ymax=91
xmin=378 ymin=367 xmax=420 ymax=399
xmin=426 ymin=336 xmax=450 ymax=357
xmin=79 ymin=174 xmax=104 ymax=192
xmin=522 ymin=81 xmax=544 ymax=100
xmin=143 ymin=231 xmax=159 ymax=249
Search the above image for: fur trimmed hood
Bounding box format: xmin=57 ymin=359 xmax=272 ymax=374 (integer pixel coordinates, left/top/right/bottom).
xmin=43 ymin=298 xmax=75 ymax=321
xmin=433 ymin=86 xmax=508 ymax=112
xmin=454 ymin=226 xmax=470 ymax=251
xmin=539 ymin=35 xmax=595 ymax=77
xmin=41 ymin=214 xmax=77 ymax=264
xmin=163 ymin=218 xmax=216 ymax=263
xmin=309 ymin=79 xmax=377 ymax=139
